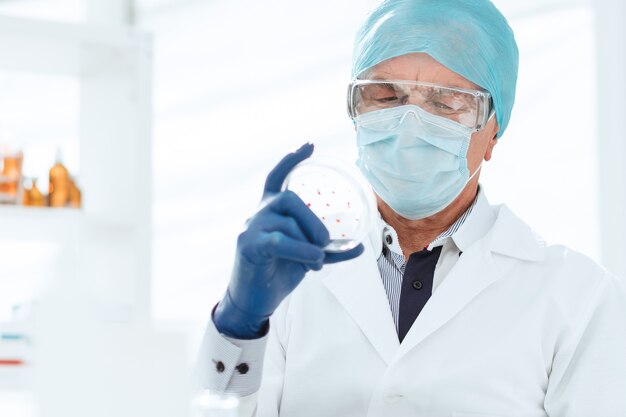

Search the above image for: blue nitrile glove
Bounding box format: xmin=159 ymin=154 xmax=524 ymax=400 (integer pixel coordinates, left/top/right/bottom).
xmin=213 ymin=143 xmax=365 ymax=339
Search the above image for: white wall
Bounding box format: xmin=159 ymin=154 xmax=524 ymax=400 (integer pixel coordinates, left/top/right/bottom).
xmin=593 ymin=0 xmax=626 ymax=281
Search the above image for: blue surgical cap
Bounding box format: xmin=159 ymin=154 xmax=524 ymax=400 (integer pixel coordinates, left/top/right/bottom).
xmin=352 ymin=0 xmax=519 ymax=137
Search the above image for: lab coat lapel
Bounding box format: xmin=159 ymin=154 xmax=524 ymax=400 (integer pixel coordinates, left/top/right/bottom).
xmin=323 ymin=238 xmax=399 ymax=365
xmin=394 ymin=238 xmax=501 ymax=360
xmin=393 ymin=203 xmax=546 ymax=361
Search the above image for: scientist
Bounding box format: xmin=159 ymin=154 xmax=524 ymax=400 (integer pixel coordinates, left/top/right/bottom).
xmin=197 ymin=0 xmax=626 ymax=416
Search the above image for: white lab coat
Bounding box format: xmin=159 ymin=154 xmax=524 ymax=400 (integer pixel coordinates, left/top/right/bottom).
xmin=231 ymin=197 xmax=626 ymax=417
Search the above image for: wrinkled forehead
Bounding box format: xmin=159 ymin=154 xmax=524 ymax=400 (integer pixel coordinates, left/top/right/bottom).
xmin=359 ymin=53 xmax=482 ymax=91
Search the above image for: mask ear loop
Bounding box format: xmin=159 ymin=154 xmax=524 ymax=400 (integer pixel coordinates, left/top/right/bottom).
xmin=468 ymin=162 xmax=482 ymax=182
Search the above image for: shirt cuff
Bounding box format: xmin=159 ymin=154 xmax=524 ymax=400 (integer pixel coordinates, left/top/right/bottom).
xmin=195 ymin=309 xmax=269 ymax=396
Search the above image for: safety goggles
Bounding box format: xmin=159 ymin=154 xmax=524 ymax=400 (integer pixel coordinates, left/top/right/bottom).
xmin=347 ymin=79 xmax=493 ymax=131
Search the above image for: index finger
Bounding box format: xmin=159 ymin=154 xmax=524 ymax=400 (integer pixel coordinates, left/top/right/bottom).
xmin=264 ymin=142 xmax=314 ymax=196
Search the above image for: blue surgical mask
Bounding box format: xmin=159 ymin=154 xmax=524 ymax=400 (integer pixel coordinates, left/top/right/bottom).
xmin=355 ymin=105 xmax=481 ymax=220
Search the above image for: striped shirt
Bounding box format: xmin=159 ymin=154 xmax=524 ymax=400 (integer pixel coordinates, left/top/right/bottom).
xmin=377 ymin=197 xmax=477 ymax=331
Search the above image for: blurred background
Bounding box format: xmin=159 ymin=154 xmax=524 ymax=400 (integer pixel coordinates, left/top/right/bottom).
xmin=0 ymin=0 xmax=623 ymax=415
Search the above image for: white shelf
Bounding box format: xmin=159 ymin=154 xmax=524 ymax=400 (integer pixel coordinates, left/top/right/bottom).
xmin=0 ymin=14 xmax=154 ymax=409
xmin=0 ymin=206 xmax=80 ymax=244
xmin=0 ymin=206 xmax=133 ymax=243
xmin=0 ymin=12 xmax=153 ymax=317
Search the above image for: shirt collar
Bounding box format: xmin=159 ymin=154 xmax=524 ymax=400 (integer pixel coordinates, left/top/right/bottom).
xmin=376 ymin=186 xmax=495 ymax=258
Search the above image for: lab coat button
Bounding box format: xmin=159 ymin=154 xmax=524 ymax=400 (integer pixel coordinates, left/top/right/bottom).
xmin=215 ymin=361 xmax=225 ymax=373
xmin=412 ymin=280 xmax=423 ymax=290
xmin=385 ymin=235 xmax=393 ymax=245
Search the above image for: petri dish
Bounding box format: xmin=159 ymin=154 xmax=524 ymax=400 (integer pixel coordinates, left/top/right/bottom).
xmin=282 ymin=157 xmax=377 ymax=253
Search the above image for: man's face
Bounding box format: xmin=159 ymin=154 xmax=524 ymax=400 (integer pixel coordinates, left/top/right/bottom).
xmin=364 ymin=52 xmax=499 ymax=217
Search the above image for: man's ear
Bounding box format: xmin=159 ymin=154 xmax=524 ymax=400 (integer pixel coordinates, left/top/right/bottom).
xmin=485 ymin=136 xmax=497 ymax=161
xmin=484 ymin=124 xmax=499 ymax=161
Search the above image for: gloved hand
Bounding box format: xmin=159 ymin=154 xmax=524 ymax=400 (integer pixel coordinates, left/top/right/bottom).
xmin=213 ymin=143 xmax=364 ymax=339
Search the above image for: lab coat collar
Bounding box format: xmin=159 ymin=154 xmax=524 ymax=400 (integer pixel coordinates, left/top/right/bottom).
xmin=487 ymin=204 xmax=546 ymax=262
xmin=448 ymin=186 xmax=494 ymax=253
xmin=371 ymin=186 xmax=544 ymax=262
xmin=323 ymin=185 xmax=546 ymax=365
